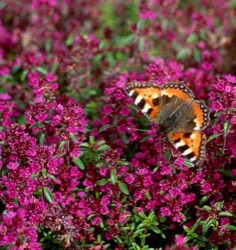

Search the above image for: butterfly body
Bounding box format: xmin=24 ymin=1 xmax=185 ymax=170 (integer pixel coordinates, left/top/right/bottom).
xmin=126 ymin=81 xmax=210 ymax=165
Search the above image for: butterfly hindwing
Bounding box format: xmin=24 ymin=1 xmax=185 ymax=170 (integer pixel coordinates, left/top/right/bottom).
xmin=126 ymin=81 xmax=161 ymax=121
xmin=167 ymin=131 xmax=207 ymax=165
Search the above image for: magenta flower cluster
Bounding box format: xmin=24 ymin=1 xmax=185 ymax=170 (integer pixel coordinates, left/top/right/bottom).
xmin=0 ymin=0 xmax=236 ymax=249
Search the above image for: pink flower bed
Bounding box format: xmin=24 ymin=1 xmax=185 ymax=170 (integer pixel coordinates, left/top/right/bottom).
xmin=0 ymin=0 xmax=235 ymax=249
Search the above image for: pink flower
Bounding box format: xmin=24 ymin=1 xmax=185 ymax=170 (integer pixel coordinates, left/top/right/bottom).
xmin=160 ymin=207 xmax=172 ymax=217
xmin=91 ymin=216 xmax=102 ymax=226
xmin=201 ymin=183 xmax=212 ymax=193
xmin=175 ymin=234 xmax=186 ymax=247
xmin=70 ymin=147 xmax=81 ymax=158
xmin=125 ymin=173 xmax=135 ymax=184
xmin=7 ymin=162 xmax=19 ymax=170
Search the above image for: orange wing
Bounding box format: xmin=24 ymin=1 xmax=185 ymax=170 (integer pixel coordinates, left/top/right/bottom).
xmin=167 ymin=131 xmax=207 ymax=165
xmin=126 ymin=81 xmax=161 ymax=121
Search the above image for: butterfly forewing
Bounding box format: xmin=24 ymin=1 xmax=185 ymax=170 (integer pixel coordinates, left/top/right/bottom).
xmin=126 ymin=81 xmax=161 ymax=120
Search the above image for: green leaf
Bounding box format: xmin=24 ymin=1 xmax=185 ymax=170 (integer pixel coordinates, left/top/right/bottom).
xmin=42 ymin=168 xmax=47 ymax=178
xmin=150 ymin=225 xmax=161 ymax=234
xmin=59 ymin=141 xmax=66 ymax=151
xmin=118 ymin=181 xmax=129 ymax=195
xmin=140 ymin=136 xmax=150 ymax=143
xmin=161 ymin=19 xmax=168 ymax=30
xmin=164 ymin=149 xmax=171 ymax=162
xmin=45 ymin=39 xmax=52 ymax=52
xmin=97 ymin=178 xmax=109 ymax=186
xmin=133 ymin=228 xmax=145 ymax=237
xmin=110 ymin=169 xmax=117 ymax=184
xmin=0 ymin=2 xmax=6 ymax=10
xmin=150 ymin=220 xmax=158 ymax=226
xmin=20 ymin=70 xmax=28 ymax=82
xmin=224 ymin=120 xmax=230 ymax=135
xmin=35 ymin=67 xmax=48 ymax=75
xmin=118 ymin=160 xmax=129 ymax=165
xmin=97 ymin=144 xmax=110 ymax=153
xmin=65 ymin=34 xmax=74 ymax=46
xmin=207 ymin=133 xmax=222 ymax=142
xmin=99 ymin=40 xmax=108 ymax=50
xmin=43 ymin=187 xmax=54 ymax=203
xmin=199 ymin=196 xmax=208 ymax=205
xmin=228 ymin=0 xmax=236 ymax=8
xmin=89 ymin=136 xmax=95 ymax=144
xmin=176 ymin=48 xmax=191 ymax=59
xmin=136 ymin=223 xmax=146 ymax=230
xmin=148 ymin=211 xmax=155 ymax=220
xmin=160 ymin=216 xmax=166 ymax=223
xmin=143 ymin=246 xmax=154 ymax=250
xmin=80 ymin=142 xmax=89 ymax=148
xmin=39 ymin=133 xmax=45 ymax=146
xmin=97 ymin=140 xmax=106 ymax=145
xmin=153 ymin=163 xmax=160 ymax=173
xmin=197 ymin=235 xmax=208 ymax=242
xmin=189 ymin=232 xmax=198 ymax=238
xmin=219 ymin=212 xmax=233 ymax=217
xmin=73 ymin=158 xmax=85 ymax=170
xmin=113 ymin=115 xmax=118 ymax=127
xmin=93 ymin=152 xmax=101 ymax=162
xmin=193 ymin=49 xmax=201 ymax=62
xmin=202 ymin=222 xmax=212 ymax=235
xmin=215 ymin=201 xmax=224 ymax=210
xmin=183 ymin=159 xmax=195 ymax=167
xmin=187 ymin=33 xmax=196 ymax=43
xmin=138 ymin=37 xmax=145 ymax=51
xmin=224 ymin=224 xmax=236 ymax=230
xmin=99 ymin=1 xmax=115 ymax=28
xmin=185 ymin=235 xmax=193 ymax=241
xmin=131 ymin=242 xmax=140 ymax=250
xmin=120 ymin=133 xmax=129 ymax=144
xmin=99 ymin=124 xmax=113 ymax=132
xmin=145 ymin=191 xmax=151 ymax=200
xmin=183 ymin=226 xmax=191 ymax=234
xmin=202 ymin=205 xmax=212 ymax=212
xmin=96 ymin=162 xmax=104 ymax=168
xmin=69 ymin=133 xmax=77 ymax=142
xmin=137 ymin=19 xmax=145 ymax=29
xmin=137 ymin=213 xmax=146 ymax=220
xmin=219 ymin=169 xmax=234 ymax=178
xmin=47 ymin=173 xmax=57 ymax=182
xmin=192 ymin=219 xmax=200 ymax=231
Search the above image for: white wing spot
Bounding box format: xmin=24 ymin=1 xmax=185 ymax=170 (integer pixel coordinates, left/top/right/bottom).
xmin=182 ymin=148 xmax=193 ymax=156
xmin=175 ymin=140 xmax=185 ymax=148
xmin=134 ymin=95 xmax=143 ymax=105
xmin=190 ymin=156 xmax=197 ymax=162
xmin=129 ymin=90 xmax=134 ymax=96
xmin=142 ymin=103 xmax=151 ymax=113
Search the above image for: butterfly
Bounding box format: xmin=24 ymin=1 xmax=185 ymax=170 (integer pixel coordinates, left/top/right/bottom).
xmin=126 ymin=81 xmax=210 ymax=165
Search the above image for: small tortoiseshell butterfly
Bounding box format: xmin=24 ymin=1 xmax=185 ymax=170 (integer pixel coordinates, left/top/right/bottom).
xmin=126 ymin=81 xmax=210 ymax=165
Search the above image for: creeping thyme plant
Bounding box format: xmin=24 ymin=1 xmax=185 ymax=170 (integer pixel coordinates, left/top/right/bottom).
xmin=0 ymin=0 xmax=236 ymax=249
